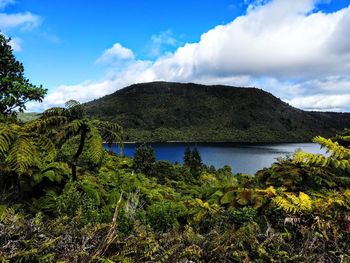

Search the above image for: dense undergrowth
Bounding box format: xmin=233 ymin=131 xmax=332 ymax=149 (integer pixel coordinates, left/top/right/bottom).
xmin=1 ymin=104 xmax=350 ymax=262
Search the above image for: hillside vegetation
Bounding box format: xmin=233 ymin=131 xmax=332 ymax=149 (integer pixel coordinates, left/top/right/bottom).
xmin=85 ymin=82 xmax=350 ymax=142
xmin=1 ymin=104 xmax=350 ymax=262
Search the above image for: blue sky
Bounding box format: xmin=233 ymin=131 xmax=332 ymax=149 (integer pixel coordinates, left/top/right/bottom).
xmin=4 ymin=0 xmax=246 ymax=88
xmin=1 ymin=0 xmax=350 ymax=111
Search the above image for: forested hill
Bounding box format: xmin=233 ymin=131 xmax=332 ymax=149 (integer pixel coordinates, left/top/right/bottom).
xmin=84 ymin=81 xmax=350 ymax=142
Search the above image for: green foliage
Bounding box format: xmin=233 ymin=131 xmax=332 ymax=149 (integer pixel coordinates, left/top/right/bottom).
xmin=292 ymin=136 xmax=350 ymax=180
xmin=35 ymin=100 xmax=122 ymax=181
xmin=152 ymin=160 xmax=183 ymax=184
xmin=273 ymin=191 xmax=312 ymax=214
xmin=0 ymin=33 xmax=46 ymax=115
xmin=228 ymin=206 xmax=258 ymax=227
xmin=146 ymin=200 xmax=187 ymax=232
xmin=183 ymin=146 xmax=203 ymax=178
xmin=183 ymin=146 xmax=192 ymax=167
xmin=133 ymin=144 xmax=156 ymax=175
xmin=1 ymin=112 xmax=350 ymax=262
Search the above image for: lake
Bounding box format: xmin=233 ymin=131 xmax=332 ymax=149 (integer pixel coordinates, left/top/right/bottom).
xmin=105 ymin=142 xmax=326 ymax=174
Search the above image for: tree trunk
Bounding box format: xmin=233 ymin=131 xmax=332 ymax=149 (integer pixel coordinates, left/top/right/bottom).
xmin=71 ymin=125 xmax=87 ymax=181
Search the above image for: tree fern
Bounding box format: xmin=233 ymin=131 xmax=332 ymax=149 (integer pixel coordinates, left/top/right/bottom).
xmin=33 ymin=100 xmax=123 ymax=181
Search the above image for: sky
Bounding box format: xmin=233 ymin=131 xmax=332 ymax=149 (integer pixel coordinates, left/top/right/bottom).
xmin=1 ymin=0 xmax=350 ymax=112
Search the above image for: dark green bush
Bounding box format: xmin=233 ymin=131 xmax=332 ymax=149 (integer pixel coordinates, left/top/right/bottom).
xmin=228 ymin=206 xmax=258 ymax=227
xmin=133 ymin=144 xmax=156 ymax=175
xmin=146 ymin=200 xmax=187 ymax=232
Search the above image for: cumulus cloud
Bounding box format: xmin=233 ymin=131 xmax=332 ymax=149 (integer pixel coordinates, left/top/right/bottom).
xmin=31 ymin=0 xmax=350 ymax=112
xmin=96 ymin=43 xmax=134 ymax=64
xmin=26 ymin=60 xmax=154 ymax=111
xmin=287 ymin=94 xmax=350 ymax=112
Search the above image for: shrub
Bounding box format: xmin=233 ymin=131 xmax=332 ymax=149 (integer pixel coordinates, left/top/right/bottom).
xmin=228 ymin=206 xmax=258 ymax=227
xmin=146 ymin=200 xmax=187 ymax=232
xmin=133 ymin=144 xmax=156 ymax=175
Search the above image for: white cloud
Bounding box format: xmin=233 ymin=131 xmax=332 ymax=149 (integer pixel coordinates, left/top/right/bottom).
xmin=0 ymin=1 xmax=41 ymax=52
xmin=287 ymin=94 xmax=350 ymax=112
xmin=30 ymin=0 xmax=350 ymax=112
xmin=26 ymin=60 xmax=154 ymax=111
xmin=96 ymin=43 xmax=134 ymax=64
xmin=0 ymin=12 xmax=41 ymax=31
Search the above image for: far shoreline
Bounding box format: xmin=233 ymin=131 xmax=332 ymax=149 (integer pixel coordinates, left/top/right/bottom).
xmin=105 ymin=140 xmax=315 ymax=145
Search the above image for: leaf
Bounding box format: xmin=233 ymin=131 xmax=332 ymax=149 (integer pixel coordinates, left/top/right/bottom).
xmin=221 ymin=191 xmax=235 ymax=205
xmin=6 ymin=136 xmax=39 ymax=174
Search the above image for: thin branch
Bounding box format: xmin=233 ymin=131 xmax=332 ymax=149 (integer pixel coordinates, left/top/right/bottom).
xmin=91 ymin=192 xmax=123 ymax=258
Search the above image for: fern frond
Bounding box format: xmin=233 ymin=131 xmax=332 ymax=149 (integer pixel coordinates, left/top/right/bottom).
xmin=6 ymin=136 xmax=39 ymax=174
xmin=26 ymin=115 xmax=68 ymax=133
xmin=293 ymin=150 xmax=350 ymax=171
xmin=314 ymin=136 xmax=350 ymax=160
xmin=273 ymin=192 xmax=312 ymax=214
xmin=0 ymin=124 xmax=16 ymax=157
xmin=65 ymin=100 xmax=81 ymax=109
xmin=57 ymin=120 xmax=86 ymax=144
xmin=312 ymin=190 xmax=349 ymax=212
xmin=36 ymin=135 xmax=57 ymax=162
xmin=34 ymin=162 xmax=69 ymax=184
xmin=78 ymin=179 xmax=102 ymax=205
xmin=256 ymin=186 xmax=277 ymax=197
xmin=42 ymin=107 xmax=66 ymax=118
xmin=293 ymin=151 xmax=328 ymax=166
xmin=93 ymin=120 xmax=123 ymax=144
xmin=86 ymin=127 xmax=104 ymax=163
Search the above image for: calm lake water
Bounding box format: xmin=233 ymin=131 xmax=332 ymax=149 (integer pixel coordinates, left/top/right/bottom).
xmin=105 ymin=142 xmax=326 ymax=174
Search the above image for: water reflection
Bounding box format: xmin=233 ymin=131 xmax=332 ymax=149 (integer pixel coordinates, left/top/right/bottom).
xmin=105 ymin=142 xmax=326 ymax=175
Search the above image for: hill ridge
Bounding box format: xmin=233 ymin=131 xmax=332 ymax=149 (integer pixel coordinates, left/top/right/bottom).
xmin=85 ymin=81 xmax=350 ymax=142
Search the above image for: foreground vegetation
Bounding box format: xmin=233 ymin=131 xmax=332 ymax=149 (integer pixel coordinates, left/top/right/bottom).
xmin=1 ymin=32 xmax=350 ymax=262
xmin=1 ymin=104 xmax=350 ymax=262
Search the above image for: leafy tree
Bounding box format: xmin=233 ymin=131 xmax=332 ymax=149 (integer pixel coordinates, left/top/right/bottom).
xmin=183 ymin=146 xmax=203 ymax=178
xmin=0 ymin=33 xmax=46 ymax=115
xmin=133 ymin=144 xmax=156 ymax=175
xmin=191 ymin=147 xmax=202 ymax=168
xmin=183 ymin=146 xmax=192 ymax=167
xmin=34 ymin=100 xmax=122 ymax=181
